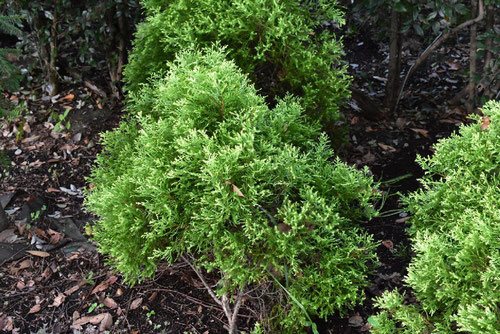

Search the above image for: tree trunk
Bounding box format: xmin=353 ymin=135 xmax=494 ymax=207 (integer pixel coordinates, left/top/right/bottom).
xmin=48 ymin=1 xmax=59 ymax=96
xmin=466 ymin=0 xmax=479 ymax=113
xmin=384 ymin=8 xmax=402 ymax=114
xmin=484 ymin=5 xmax=494 ymax=69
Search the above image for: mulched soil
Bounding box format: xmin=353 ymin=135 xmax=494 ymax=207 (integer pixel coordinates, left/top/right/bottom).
xmin=0 ymin=32 xmax=475 ymax=333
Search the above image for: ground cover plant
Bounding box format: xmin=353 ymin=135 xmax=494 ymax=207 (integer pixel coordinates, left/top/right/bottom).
xmin=85 ymin=48 xmax=380 ymax=333
xmin=124 ymin=0 xmax=351 ymax=125
xmin=369 ymin=100 xmax=500 ymax=334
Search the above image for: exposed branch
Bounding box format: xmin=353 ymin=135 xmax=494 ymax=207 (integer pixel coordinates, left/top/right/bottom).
xmin=181 ymin=255 xmax=222 ymax=307
xmin=181 ymin=255 xmax=244 ymax=333
xmin=395 ymin=0 xmax=485 ymax=108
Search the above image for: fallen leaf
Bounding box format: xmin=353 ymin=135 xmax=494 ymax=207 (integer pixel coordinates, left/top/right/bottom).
xmin=102 ymin=297 xmax=118 ymax=309
xmin=51 ymin=293 xmax=66 ymax=307
xmin=16 ymin=281 xmax=25 ymax=290
xmin=91 ymin=276 xmax=118 ymax=294
xmin=481 ymin=116 xmax=490 ymax=130
xmin=225 ymin=181 xmax=245 ymax=197
xmin=377 ymin=143 xmax=397 ymax=152
xmin=0 ymin=315 xmax=13 ymax=331
xmin=148 ymin=291 xmax=158 ymax=303
xmin=26 ymin=250 xmax=50 ymax=258
xmin=99 ymin=313 xmax=113 ymax=331
xmin=410 ymin=128 xmax=429 ymax=138
xmin=23 ymin=122 xmax=31 ymax=134
xmin=61 ymin=93 xmax=75 ymax=102
xmin=28 ymin=304 xmax=41 ymax=314
xmin=0 ymin=229 xmax=18 ymax=243
xmin=130 ymin=297 xmax=143 ymax=310
xmin=41 ymin=267 xmax=52 ymax=280
xmin=47 ymin=229 xmax=63 ymax=244
xmin=9 ymin=259 xmax=32 ymax=275
xmin=64 ymin=281 xmax=85 ymax=296
xmin=348 ymin=314 xmax=364 ymax=327
xmin=72 ymin=313 xmax=107 ymax=327
xmin=381 ymin=240 xmax=394 ymax=250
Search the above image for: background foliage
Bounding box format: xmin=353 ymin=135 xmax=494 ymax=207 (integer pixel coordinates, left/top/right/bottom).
xmin=124 ymin=0 xmax=351 ymax=125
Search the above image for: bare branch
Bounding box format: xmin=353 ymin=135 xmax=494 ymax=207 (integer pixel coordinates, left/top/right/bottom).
xmin=396 ymin=0 xmax=485 ymax=109
xmin=180 ymin=255 xmax=222 ymax=307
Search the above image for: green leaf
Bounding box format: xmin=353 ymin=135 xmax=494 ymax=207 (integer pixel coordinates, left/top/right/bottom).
xmin=393 ymin=1 xmax=408 ymax=12
xmin=413 ymin=24 xmax=424 ymax=36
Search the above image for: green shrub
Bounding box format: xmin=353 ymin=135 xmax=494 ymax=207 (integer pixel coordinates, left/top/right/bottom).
xmin=369 ymin=100 xmax=500 ymax=334
xmin=124 ymin=0 xmax=351 ymax=124
xmin=86 ymin=48 xmax=378 ymax=332
xmin=0 ymin=13 xmax=22 ymax=92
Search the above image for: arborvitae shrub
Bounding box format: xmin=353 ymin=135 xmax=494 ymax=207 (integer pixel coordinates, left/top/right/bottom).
xmin=124 ymin=0 xmax=350 ymax=124
xmin=86 ymin=48 xmax=379 ymax=331
xmin=369 ymin=101 xmax=500 ymax=334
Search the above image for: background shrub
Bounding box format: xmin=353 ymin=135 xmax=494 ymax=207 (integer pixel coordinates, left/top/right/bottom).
xmin=369 ymin=100 xmax=500 ymax=334
xmin=86 ymin=48 xmax=378 ymax=331
xmin=124 ymin=0 xmax=351 ymax=124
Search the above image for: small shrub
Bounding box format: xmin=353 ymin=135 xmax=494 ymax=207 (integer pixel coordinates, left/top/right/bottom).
xmin=86 ymin=48 xmax=378 ymax=332
xmin=370 ymin=100 xmax=500 ymax=334
xmin=124 ymin=0 xmax=351 ymax=124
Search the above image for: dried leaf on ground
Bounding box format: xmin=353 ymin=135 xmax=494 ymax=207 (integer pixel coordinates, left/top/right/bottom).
xmin=28 ymin=304 xmax=42 ymax=314
xmin=51 ymin=293 xmax=66 ymax=307
xmin=9 ymin=259 xmax=32 ymax=275
xmin=348 ymin=314 xmax=364 ymax=327
xmin=72 ymin=313 xmax=107 ymax=328
xmin=378 ymin=143 xmax=397 ymax=152
xmin=0 ymin=229 xmax=18 ymax=243
xmin=102 ymin=297 xmax=118 ymax=309
xmin=91 ymin=275 xmax=118 ymax=294
xmin=26 ymin=250 xmax=50 ymax=258
xmin=99 ymin=313 xmax=113 ymax=331
xmin=381 ymin=240 xmax=394 ymax=250
xmin=64 ymin=280 xmax=86 ymax=296
xmin=130 ymin=297 xmax=143 ymax=310
xmin=0 ymin=314 xmax=13 ymax=331
xmin=410 ymin=128 xmax=429 ymax=137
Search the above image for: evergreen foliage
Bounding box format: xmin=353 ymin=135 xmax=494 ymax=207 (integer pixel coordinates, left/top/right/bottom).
xmin=0 ymin=14 xmax=21 ymax=91
xmin=369 ymin=100 xmax=500 ymax=334
xmin=86 ymin=48 xmax=379 ymax=331
xmin=124 ymin=0 xmax=351 ymax=124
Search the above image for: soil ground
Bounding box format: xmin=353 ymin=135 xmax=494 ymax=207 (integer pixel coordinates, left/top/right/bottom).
xmin=0 ymin=32 xmax=474 ymax=333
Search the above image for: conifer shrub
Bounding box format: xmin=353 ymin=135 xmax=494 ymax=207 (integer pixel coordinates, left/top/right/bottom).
xmin=86 ymin=48 xmax=379 ymax=332
xmin=124 ymin=0 xmax=350 ymax=124
xmin=369 ymin=101 xmax=500 ymax=334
